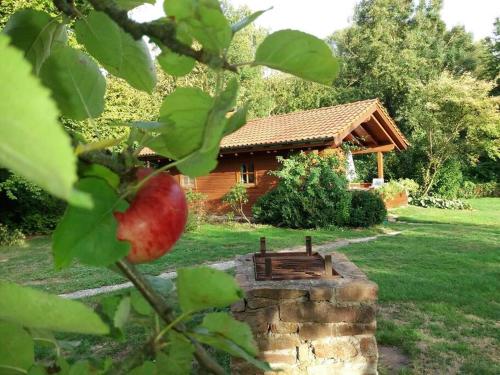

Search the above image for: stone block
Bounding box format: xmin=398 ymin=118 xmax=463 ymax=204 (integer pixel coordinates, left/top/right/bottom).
xmin=269 ymin=321 xmax=299 ymax=334
xmin=298 ymin=323 xmax=333 ymax=340
xmin=233 ymin=306 xmax=279 ymax=334
xmin=231 ymin=299 xmax=246 ymax=313
xmin=297 ymin=344 xmax=314 ymax=363
xmin=308 ymin=287 xmax=335 ymax=301
xmin=334 ymin=322 xmax=376 ymax=336
xmin=280 ymin=302 xmax=375 ymax=324
xmin=306 ymin=362 xmax=376 ymax=375
xmin=256 ymin=334 xmax=301 ymax=351
xmin=231 ymin=358 xmax=263 ymax=375
xmin=247 ymin=288 xmax=308 ymax=300
xmin=260 ymin=351 xmax=297 ymax=365
xmin=312 ymin=338 xmax=358 ymax=360
xmin=247 ymin=297 xmax=279 ymax=309
xmin=336 ymin=280 xmax=378 ymax=302
xmin=360 ymin=336 xmax=378 ymax=360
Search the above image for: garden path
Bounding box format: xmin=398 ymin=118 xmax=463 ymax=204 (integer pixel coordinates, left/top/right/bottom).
xmin=59 ymin=230 xmax=402 ymax=300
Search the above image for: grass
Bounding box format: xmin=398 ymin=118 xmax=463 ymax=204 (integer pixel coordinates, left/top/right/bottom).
xmin=1 ymin=198 xmax=499 ymax=374
xmin=0 ymin=222 xmax=379 ymax=294
xmin=341 ymin=198 xmax=500 ymax=374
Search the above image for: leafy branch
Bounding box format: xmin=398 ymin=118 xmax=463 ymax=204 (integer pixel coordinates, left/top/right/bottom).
xmin=52 ymin=0 xmax=238 ymax=72
xmin=115 ymin=259 xmax=226 ymax=375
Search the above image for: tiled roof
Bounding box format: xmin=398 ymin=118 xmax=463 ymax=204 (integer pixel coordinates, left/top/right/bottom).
xmin=140 ymin=99 xmax=407 ymax=156
xmin=221 ymin=98 xmax=380 ymax=149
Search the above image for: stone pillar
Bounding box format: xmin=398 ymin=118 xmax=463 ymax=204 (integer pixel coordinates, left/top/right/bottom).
xmin=231 ymin=252 xmax=378 ymax=375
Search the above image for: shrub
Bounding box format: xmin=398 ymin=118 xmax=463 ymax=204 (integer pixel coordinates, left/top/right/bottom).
xmin=222 ymin=183 xmax=250 ymax=223
xmin=184 ymin=190 xmax=207 ymax=232
xmin=458 ymin=180 xmax=478 ymax=199
xmin=475 ymin=182 xmax=499 ymax=197
xmin=0 ymin=171 xmax=65 ymax=235
xmin=0 ymin=223 xmax=26 ymax=247
xmin=348 ymin=190 xmax=387 ymax=227
xmin=378 ymin=178 xmax=420 ymax=200
xmin=458 ymin=181 xmax=499 ymax=198
xmin=410 ymin=195 xmax=471 ymax=210
xmin=253 ymin=152 xmax=351 ymax=228
xmin=433 ymin=160 xmax=463 ymax=199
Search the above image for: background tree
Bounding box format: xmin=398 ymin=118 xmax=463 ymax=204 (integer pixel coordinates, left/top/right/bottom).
xmin=478 ymin=18 xmax=500 ymax=96
xmin=400 ymin=73 xmax=499 ymax=195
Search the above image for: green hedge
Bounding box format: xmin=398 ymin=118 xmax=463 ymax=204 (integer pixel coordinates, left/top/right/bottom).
xmin=348 ymin=190 xmax=387 ymax=227
xmin=253 ymin=152 xmax=352 ymax=228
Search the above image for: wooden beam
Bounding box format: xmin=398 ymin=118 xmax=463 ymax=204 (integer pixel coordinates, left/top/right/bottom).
xmin=373 ymin=109 xmax=407 ymax=150
xmin=351 ymin=144 xmax=395 ymax=155
xmin=377 ymin=151 xmax=384 ymax=179
xmin=352 ymin=126 xmax=377 ymax=147
xmin=365 ymin=115 xmax=395 ymax=145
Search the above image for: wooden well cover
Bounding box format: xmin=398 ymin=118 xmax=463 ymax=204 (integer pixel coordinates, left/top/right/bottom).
xmin=253 ymin=236 xmax=340 ymax=281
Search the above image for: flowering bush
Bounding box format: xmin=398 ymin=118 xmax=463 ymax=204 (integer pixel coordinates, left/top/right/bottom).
xmin=0 ymin=223 xmax=26 ymax=247
xmin=377 ymin=178 xmax=419 ymax=200
xmin=410 ymin=195 xmax=471 ymax=210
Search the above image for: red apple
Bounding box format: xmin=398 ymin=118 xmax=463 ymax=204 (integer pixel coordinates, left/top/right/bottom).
xmin=114 ymin=168 xmax=188 ymax=264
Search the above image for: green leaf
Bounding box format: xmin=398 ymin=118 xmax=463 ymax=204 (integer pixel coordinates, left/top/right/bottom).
xmin=223 ymin=104 xmax=248 ymax=136
xmin=156 ymin=331 xmax=194 ymax=375
xmin=113 ymin=297 xmax=131 ymax=330
xmin=0 ymin=34 xmax=78 ymax=204
xmin=254 ymin=29 xmax=340 ymax=85
xmin=176 ymin=267 xmax=244 ymax=313
xmin=0 ymin=322 xmax=34 ymax=373
xmin=148 ymin=79 xmax=239 ymax=177
xmin=115 ymin=0 xmax=155 ymax=10
xmin=39 ymin=46 xmax=106 ymax=120
xmin=28 ymin=365 xmax=48 ymax=375
xmin=157 ymin=48 xmax=195 ymax=77
xmin=147 ymin=87 xmax=214 ymax=159
xmin=68 ymin=361 xmax=91 ymax=375
xmin=0 ymin=281 xmax=109 ymax=335
xmin=175 ymin=78 xmax=239 ymax=177
xmin=28 ymin=328 xmax=58 ymax=350
xmin=174 ymin=151 xmax=218 ymax=177
xmin=3 ymin=9 xmax=67 ymax=74
xmin=81 ymin=164 xmax=120 ymax=190
xmin=193 ymin=329 xmax=272 ymax=371
xmin=75 ymin=137 xmax=125 ymax=156
xmin=165 ymin=0 xmax=232 ymax=53
xmin=144 ymin=276 xmax=175 ymax=299
xmin=130 ymin=290 xmax=152 ymax=316
xmin=52 ymin=178 xmax=130 ymax=268
xmin=200 ymin=312 xmax=257 ymax=356
xmin=127 ymin=121 xmax=164 ymax=130
xmin=231 ymin=8 xmax=270 ymax=33
xmin=74 ymin=11 xmax=156 ymax=93
xmin=128 ymin=361 xmax=156 ymax=375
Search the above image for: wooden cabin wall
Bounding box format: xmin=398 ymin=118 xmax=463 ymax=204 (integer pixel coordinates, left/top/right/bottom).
xmin=172 ymin=151 xmax=285 ymax=215
xmin=168 ymin=145 xmax=337 ymax=216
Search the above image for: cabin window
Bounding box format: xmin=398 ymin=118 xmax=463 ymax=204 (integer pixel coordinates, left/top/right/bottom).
xmin=239 ymin=161 xmax=255 ymax=185
xmin=180 ymin=175 xmax=196 ymax=189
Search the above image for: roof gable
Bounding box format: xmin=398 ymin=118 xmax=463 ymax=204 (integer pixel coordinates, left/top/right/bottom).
xmin=220 ymin=98 xmax=408 ymax=151
xmin=139 ymin=98 xmax=408 ymax=157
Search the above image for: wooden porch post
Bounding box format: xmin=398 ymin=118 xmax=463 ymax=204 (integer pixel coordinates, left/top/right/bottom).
xmin=377 ymin=151 xmax=384 ymax=179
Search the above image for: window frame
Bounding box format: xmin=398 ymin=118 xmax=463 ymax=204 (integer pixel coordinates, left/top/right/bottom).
xmin=238 ymin=160 xmax=256 ymax=186
xmin=180 ymin=174 xmax=196 ymax=189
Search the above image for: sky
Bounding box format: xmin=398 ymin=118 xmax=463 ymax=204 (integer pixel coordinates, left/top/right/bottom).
xmin=132 ymin=0 xmax=499 ymax=41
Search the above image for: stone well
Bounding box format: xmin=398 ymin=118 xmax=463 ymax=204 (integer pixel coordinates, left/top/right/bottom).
xmin=231 ymin=252 xmax=379 ymax=375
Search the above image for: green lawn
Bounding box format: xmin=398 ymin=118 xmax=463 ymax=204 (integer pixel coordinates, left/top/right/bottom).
xmin=1 ymin=199 xmax=499 ymax=374
xmin=344 ymin=198 xmax=500 ymax=374
xmin=0 ymin=223 xmax=379 ymax=294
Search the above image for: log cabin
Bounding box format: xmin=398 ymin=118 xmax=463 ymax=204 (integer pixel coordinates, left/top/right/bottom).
xmin=140 ymin=98 xmax=409 ymax=214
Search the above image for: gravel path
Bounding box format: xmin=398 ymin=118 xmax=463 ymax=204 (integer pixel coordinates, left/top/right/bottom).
xmin=59 ymin=231 xmax=402 ymax=300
